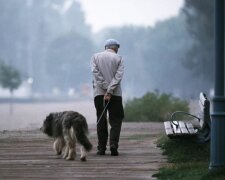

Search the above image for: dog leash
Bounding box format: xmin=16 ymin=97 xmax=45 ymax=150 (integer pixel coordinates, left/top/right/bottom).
xmin=97 ymin=99 xmax=110 ymax=125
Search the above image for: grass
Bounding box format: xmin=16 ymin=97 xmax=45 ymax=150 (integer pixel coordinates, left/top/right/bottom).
xmin=154 ymin=136 xmax=225 ymax=180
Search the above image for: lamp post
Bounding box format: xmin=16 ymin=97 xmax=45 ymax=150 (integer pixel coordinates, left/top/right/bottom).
xmin=209 ymin=0 xmax=225 ymax=170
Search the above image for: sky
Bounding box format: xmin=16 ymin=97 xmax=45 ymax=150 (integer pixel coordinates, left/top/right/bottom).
xmin=76 ymin=0 xmax=184 ymax=32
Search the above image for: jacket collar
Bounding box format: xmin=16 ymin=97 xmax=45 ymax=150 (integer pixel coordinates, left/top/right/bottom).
xmin=105 ymin=49 xmax=116 ymax=53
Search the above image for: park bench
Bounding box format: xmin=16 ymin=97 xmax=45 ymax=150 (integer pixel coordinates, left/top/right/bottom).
xmin=164 ymin=92 xmax=211 ymax=142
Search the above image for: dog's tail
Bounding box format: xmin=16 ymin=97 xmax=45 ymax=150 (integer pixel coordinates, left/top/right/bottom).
xmin=73 ymin=116 xmax=93 ymax=152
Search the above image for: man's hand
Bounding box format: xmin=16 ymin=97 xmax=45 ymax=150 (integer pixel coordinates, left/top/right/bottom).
xmin=104 ymin=93 xmax=112 ymax=101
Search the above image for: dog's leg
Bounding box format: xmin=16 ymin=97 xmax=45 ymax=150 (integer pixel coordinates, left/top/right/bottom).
xmin=63 ymin=146 xmax=69 ymax=159
xmin=80 ymin=146 xmax=87 ymax=161
xmin=64 ymin=128 xmax=76 ymax=160
xmin=63 ymin=129 xmax=70 ymax=159
xmin=67 ymin=142 xmax=75 ymax=160
xmin=53 ymin=138 xmax=65 ymax=155
xmin=67 ymin=128 xmax=76 ymax=160
xmin=63 ymin=136 xmax=71 ymax=159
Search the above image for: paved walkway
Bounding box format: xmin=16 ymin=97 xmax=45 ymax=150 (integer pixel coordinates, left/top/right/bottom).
xmin=0 ymin=122 xmax=166 ymax=180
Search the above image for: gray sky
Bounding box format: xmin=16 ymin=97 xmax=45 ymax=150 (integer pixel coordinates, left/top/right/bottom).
xmin=76 ymin=0 xmax=184 ymax=32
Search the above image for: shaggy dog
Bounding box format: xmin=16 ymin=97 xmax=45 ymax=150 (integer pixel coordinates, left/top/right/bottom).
xmin=40 ymin=111 xmax=92 ymax=161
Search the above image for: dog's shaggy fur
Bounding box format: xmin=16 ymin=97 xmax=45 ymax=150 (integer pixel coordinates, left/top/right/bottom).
xmin=40 ymin=111 xmax=92 ymax=161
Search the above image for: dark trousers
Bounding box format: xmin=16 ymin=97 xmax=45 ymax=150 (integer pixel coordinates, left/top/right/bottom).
xmin=94 ymin=95 xmax=124 ymax=151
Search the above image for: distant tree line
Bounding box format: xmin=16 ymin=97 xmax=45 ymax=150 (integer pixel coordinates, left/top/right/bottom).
xmin=0 ymin=0 xmax=214 ymax=99
xmin=96 ymin=0 xmax=214 ymax=98
xmin=0 ymin=0 xmax=94 ymax=95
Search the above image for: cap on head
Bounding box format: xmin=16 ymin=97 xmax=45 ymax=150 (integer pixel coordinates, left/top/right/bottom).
xmin=105 ymin=39 xmax=120 ymax=49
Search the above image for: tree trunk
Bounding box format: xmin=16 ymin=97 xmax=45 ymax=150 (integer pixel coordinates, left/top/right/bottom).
xmin=9 ymin=90 xmax=14 ymax=115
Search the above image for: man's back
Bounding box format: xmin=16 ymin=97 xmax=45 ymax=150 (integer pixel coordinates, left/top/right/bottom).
xmin=91 ymin=49 xmax=124 ymax=97
xmin=93 ymin=49 xmax=122 ymax=83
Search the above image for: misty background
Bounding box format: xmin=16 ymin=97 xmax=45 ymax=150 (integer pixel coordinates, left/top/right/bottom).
xmin=0 ymin=0 xmax=214 ymax=130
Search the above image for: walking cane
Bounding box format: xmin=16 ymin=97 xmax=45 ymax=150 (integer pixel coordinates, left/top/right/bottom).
xmin=97 ymin=99 xmax=110 ymax=125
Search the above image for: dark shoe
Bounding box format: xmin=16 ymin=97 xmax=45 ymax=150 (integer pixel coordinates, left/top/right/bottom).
xmin=110 ymin=145 xmax=119 ymax=156
xmin=97 ymin=150 xmax=105 ymax=155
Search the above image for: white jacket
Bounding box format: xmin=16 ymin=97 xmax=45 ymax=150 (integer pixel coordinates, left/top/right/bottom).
xmin=91 ymin=49 xmax=124 ymax=97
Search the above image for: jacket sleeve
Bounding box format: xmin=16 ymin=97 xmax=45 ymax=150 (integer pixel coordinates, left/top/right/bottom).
xmin=107 ymin=58 xmax=124 ymax=94
xmin=91 ymin=55 xmax=108 ymax=90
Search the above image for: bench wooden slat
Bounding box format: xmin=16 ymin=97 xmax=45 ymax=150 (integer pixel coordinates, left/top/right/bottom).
xmin=171 ymin=121 xmax=182 ymax=134
xmin=199 ymin=93 xmax=206 ymax=105
xmin=186 ymin=122 xmax=197 ymax=134
xmin=199 ymin=92 xmax=210 ymax=113
xmin=164 ymin=121 xmax=174 ymax=135
xmin=199 ymin=100 xmax=204 ymax=112
xmin=164 ymin=121 xmax=172 ymax=129
xmin=199 ymin=118 xmax=204 ymax=128
xmin=179 ymin=121 xmax=189 ymax=134
xmin=165 ymin=128 xmax=174 ymax=135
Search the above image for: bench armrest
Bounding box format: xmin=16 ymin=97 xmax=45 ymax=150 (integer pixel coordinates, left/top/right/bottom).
xmin=169 ymin=111 xmax=200 ymax=126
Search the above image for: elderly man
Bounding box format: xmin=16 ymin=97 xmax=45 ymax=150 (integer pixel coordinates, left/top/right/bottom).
xmin=91 ymin=39 xmax=124 ymax=156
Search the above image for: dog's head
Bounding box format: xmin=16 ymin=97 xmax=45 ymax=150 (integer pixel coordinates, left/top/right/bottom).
xmin=40 ymin=113 xmax=54 ymax=137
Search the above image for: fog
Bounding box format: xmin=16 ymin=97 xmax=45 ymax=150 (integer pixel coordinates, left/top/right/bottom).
xmin=0 ymin=101 xmax=96 ymax=131
xmin=0 ymin=0 xmax=214 ymax=130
